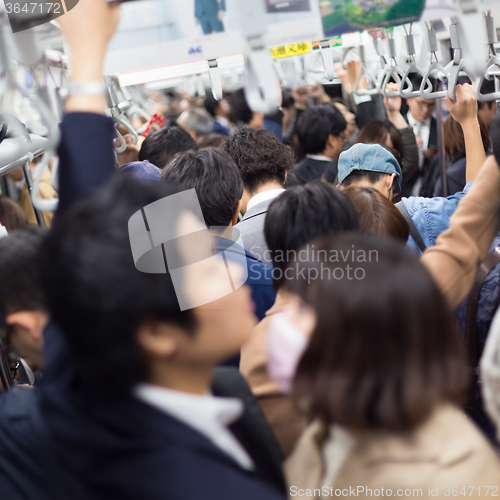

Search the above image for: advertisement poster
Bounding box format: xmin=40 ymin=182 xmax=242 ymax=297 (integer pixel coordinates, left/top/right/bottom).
xmin=320 ymin=0 xmax=426 ymax=37
xmin=104 ymin=0 xmax=322 ymax=76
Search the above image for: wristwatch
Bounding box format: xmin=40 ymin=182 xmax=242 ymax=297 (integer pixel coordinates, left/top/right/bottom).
xmin=66 ymin=81 xmax=106 ymax=97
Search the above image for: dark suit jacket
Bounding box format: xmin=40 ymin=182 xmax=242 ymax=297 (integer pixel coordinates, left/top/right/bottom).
xmin=212 ymin=367 xmax=285 ymax=493
xmin=212 ymin=120 xmax=230 ymax=136
xmin=0 ymin=388 xmax=61 ymax=499
xmin=42 ymin=112 xmax=285 ymax=500
xmin=434 ymin=157 xmax=467 ymax=197
xmin=403 ymin=115 xmax=438 ymax=197
xmin=293 ymin=156 xmax=337 ymax=184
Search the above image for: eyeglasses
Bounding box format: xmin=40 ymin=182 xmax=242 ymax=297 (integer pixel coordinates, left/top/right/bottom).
xmin=413 ymin=100 xmax=436 ymax=110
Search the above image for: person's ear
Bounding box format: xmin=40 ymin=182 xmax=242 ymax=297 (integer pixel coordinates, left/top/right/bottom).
xmin=136 ymin=320 xmax=183 ymax=359
xmin=337 ymin=183 xmax=344 ymax=190
xmin=384 ymin=173 xmax=396 ymax=197
xmin=231 ymin=199 xmax=242 ymax=226
xmin=6 ymin=311 xmax=45 ymax=342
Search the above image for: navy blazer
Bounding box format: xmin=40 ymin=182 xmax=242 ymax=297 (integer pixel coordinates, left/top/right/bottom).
xmin=293 ymin=156 xmax=337 ymax=184
xmin=42 ymin=112 xmax=285 ymax=499
xmin=212 ymin=235 xmax=275 ymax=322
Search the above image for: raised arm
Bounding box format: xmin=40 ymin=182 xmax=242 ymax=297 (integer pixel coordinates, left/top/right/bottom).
xmin=57 ymin=0 xmax=120 ymax=214
xmin=445 ymin=83 xmax=485 ymax=184
xmin=383 ymin=82 xmax=418 ymax=187
xmin=421 ymin=154 xmax=500 ymax=309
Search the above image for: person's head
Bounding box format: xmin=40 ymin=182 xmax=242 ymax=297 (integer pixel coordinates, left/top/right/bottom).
xmin=41 ymin=177 xmax=255 ymax=398
xmin=295 ymin=104 xmax=347 ymax=160
xmin=139 ymin=125 xmax=197 ymax=170
xmin=116 ymin=161 xmax=162 ymax=183
xmin=355 ymin=120 xmax=403 ymax=165
xmin=289 ymin=233 xmax=467 ymax=432
xmin=0 ymin=229 xmax=48 ymax=370
xmin=0 ymin=196 xmax=28 ymax=231
xmin=291 ymin=87 xmax=309 ymax=110
xmin=478 ymin=79 xmax=497 ymax=128
xmin=177 ymin=108 xmax=214 ymax=140
xmin=264 ymin=181 xmax=359 ymax=289
xmin=407 ymin=96 xmax=436 ymax=122
xmin=197 ymin=133 xmax=228 ymax=149
xmin=160 ymin=148 xmax=243 ymax=230
xmin=343 ymin=186 xmax=409 ymax=243
xmin=221 ymin=127 xmax=294 ymax=208
xmin=204 ymin=93 xmax=230 ymax=120
xmin=332 ymin=100 xmax=357 ymax=139
xmin=406 ymin=74 xmax=436 ymax=122
xmin=229 ymin=89 xmax=264 ymax=128
xmin=338 ymin=143 xmax=403 ymax=199
xmin=444 ymin=114 xmax=490 ymax=159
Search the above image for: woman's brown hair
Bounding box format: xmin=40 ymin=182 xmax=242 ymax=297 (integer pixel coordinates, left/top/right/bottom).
xmin=355 ymin=120 xmax=403 ymax=165
xmin=343 ymin=186 xmax=409 ymax=243
xmin=444 ymin=114 xmax=490 ymax=158
xmin=0 ymin=196 xmax=28 ymax=232
xmin=290 ymin=233 xmax=468 ymax=432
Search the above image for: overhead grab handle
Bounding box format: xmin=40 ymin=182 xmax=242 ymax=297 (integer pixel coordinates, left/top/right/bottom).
xmin=354 ymin=38 xmax=385 ymax=96
xmin=319 ymin=40 xmax=335 ymax=81
xmin=420 ymin=22 xmax=448 ymax=99
xmin=207 ymin=59 xmax=223 ymax=101
xmin=400 ymin=25 xmax=432 ymax=98
xmin=237 ymin=0 xmax=280 ymax=114
xmin=456 ymin=0 xmax=488 ymax=79
xmin=381 ymin=30 xmax=404 ymax=98
xmin=475 ymin=12 xmax=500 ymax=103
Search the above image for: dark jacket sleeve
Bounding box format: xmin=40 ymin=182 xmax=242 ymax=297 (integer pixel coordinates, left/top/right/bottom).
xmin=399 ymin=126 xmax=419 ymax=189
xmin=57 ymin=112 xmax=116 ymax=216
xmin=212 ymin=367 xmax=286 ymax=495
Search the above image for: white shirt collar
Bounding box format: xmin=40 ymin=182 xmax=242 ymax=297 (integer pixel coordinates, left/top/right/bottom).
xmin=407 ymin=112 xmax=431 ymax=129
xmin=246 ymin=188 xmax=285 ymax=212
xmin=306 ymin=154 xmax=333 ymax=162
xmin=20 ymin=358 xmax=35 ymax=385
xmin=134 ymin=383 xmax=254 ymax=470
xmin=215 ymin=116 xmax=229 ymax=127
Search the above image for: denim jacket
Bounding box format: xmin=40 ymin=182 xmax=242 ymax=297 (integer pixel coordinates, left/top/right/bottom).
xmin=402 ymin=184 xmax=500 ymax=359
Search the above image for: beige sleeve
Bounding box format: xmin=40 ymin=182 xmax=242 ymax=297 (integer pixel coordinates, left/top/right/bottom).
xmin=421 ymin=155 xmax=500 ymax=309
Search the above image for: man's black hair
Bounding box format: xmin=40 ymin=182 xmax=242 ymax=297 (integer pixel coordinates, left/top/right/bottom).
xmin=0 ymin=228 xmax=47 ymax=325
xmin=264 ymin=181 xmax=359 ymax=289
xmin=160 ymin=148 xmax=244 ymax=227
xmin=221 ymin=127 xmax=295 ymax=193
xmin=138 ymin=125 xmax=197 ymax=169
xmin=341 ymin=170 xmax=388 ymax=188
xmin=296 ymin=104 xmax=347 ymax=155
xmin=229 ymin=89 xmax=253 ymax=126
xmin=478 ymin=79 xmax=496 ymax=109
xmin=40 ymin=178 xmax=197 ymax=398
xmin=281 ymin=89 xmax=294 ymax=109
xmin=204 ymin=93 xmax=220 ymax=118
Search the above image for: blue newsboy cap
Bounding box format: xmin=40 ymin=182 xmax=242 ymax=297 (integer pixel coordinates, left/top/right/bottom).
xmin=338 ymin=143 xmax=402 ymax=193
xmin=116 ymin=161 xmax=161 ymax=183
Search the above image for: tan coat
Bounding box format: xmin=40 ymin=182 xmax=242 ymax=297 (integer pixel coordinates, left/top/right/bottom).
xmin=286 ymin=405 xmax=500 ymax=500
xmin=240 ymin=290 xmax=304 ymax=458
xmin=18 ymin=167 xmax=56 ymax=227
xmin=241 ymin=155 xmax=500 ymax=460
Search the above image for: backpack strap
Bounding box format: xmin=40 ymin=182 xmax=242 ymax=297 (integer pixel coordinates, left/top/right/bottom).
xmin=395 ymin=201 xmax=428 ymax=253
